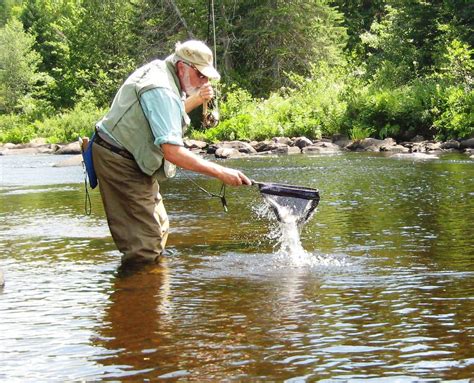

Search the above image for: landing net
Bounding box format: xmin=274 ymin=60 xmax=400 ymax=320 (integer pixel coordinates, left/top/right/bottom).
xmin=255 ymin=182 xmax=320 ymax=226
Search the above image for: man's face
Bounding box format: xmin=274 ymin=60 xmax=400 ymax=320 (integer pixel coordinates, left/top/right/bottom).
xmin=176 ymin=61 xmax=209 ymax=96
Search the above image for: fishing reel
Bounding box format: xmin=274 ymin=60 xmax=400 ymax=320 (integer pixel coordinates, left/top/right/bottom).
xmin=202 ymin=100 xmax=219 ymax=128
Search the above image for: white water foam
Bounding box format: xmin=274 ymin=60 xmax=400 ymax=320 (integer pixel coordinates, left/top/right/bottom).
xmin=254 ymin=200 xmax=347 ymax=267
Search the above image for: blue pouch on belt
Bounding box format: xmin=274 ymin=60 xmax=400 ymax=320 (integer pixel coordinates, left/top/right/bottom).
xmin=80 ymin=133 xmax=98 ymax=189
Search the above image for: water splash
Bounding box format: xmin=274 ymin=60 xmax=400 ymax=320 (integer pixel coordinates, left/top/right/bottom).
xmin=253 ymin=200 xmax=346 ymax=267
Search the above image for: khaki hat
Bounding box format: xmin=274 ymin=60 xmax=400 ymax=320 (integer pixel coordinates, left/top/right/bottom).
xmin=175 ymin=40 xmax=220 ymax=80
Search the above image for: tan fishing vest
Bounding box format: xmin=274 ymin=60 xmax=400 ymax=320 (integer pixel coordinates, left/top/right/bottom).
xmin=98 ymin=59 xmax=188 ymax=179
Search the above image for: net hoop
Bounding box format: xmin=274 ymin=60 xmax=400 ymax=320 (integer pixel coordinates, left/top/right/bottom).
xmin=255 ymin=182 xmax=320 ymax=201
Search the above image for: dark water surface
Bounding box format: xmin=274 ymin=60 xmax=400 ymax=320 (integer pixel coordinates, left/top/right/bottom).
xmin=1 ymin=153 xmax=473 ymax=382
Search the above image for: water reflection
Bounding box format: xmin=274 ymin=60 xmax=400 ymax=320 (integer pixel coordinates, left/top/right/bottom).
xmin=1 ymin=153 xmax=473 ymax=381
xmin=93 ymin=261 xmax=175 ymax=379
xmin=88 ymin=249 xmax=474 ymax=381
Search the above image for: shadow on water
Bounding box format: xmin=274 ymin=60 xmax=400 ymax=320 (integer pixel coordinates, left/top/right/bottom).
xmin=0 ymin=152 xmax=473 ymax=381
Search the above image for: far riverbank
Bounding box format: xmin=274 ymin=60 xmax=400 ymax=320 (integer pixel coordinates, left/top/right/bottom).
xmin=1 ymin=136 xmax=474 ymax=166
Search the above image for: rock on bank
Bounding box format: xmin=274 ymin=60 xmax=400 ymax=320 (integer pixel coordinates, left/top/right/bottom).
xmin=1 ymin=136 xmax=474 ymax=162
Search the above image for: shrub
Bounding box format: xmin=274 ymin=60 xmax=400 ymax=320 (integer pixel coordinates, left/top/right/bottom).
xmin=34 ymin=90 xmax=105 ymax=143
xmin=192 ymin=64 xmax=349 ymax=142
xmin=349 ymin=123 xmax=375 ymax=140
xmin=434 ymin=87 xmax=474 ymax=140
xmin=0 ymin=90 xmax=106 ymax=144
xmin=0 ymin=114 xmax=35 ymax=143
xmin=343 ymin=79 xmax=442 ymax=140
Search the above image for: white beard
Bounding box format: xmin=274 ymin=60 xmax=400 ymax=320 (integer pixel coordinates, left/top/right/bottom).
xmin=185 ymin=87 xmax=200 ymax=97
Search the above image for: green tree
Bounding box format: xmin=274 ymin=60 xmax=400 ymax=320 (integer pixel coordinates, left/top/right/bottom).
xmin=331 ymin=0 xmax=385 ymax=54
xmin=231 ymin=0 xmax=347 ymax=96
xmin=66 ymin=0 xmax=138 ymax=106
xmin=358 ymin=1 xmax=473 ymax=87
xmin=442 ymin=0 xmax=474 ymax=48
xmin=127 ymin=0 xmax=199 ymax=65
xmin=0 ymin=0 xmax=22 ymax=26
xmin=20 ymin=0 xmax=79 ymax=108
xmin=0 ymin=18 xmax=47 ymax=113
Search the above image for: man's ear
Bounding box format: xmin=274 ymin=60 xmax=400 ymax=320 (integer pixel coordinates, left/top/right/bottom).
xmin=176 ymin=61 xmax=186 ymax=76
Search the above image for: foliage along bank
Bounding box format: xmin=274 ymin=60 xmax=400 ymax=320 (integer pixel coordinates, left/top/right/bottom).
xmin=0 ymin=0 xmax=473 ymax=144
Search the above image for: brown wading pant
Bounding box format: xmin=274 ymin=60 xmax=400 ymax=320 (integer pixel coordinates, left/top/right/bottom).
xmin=92 ymin=143 xmax=169 ymax=264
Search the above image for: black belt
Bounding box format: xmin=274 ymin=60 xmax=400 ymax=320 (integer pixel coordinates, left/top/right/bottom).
xmin=94 ymin=133 xmax=134 ymax=160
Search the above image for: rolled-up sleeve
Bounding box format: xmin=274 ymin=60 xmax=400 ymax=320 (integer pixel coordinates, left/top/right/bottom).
xmin=140 ymin=88 xmax=184 ymax=147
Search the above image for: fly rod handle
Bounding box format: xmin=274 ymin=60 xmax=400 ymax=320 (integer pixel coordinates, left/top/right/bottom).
xmin=203 ymin=101 xmax=208 ymax=116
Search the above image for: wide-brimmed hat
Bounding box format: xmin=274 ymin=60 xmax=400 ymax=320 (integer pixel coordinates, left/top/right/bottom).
xmin=174 ymin=40 xmax=220 ymax=80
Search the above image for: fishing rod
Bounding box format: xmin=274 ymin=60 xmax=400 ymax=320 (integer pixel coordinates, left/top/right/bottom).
xmin=202 ymin=0 xmax=220 ymax=129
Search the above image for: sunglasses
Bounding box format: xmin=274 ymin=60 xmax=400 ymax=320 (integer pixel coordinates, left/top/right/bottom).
xmin=182 ymin=61 xmax=207 ymax=80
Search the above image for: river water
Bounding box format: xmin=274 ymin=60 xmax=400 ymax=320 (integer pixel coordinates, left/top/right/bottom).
xmin=0 ymin=152 xmax=473 ymax=382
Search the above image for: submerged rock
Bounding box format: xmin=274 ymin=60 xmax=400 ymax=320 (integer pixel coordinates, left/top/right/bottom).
xmin=0 ymin=268 xmax=4 ymax=287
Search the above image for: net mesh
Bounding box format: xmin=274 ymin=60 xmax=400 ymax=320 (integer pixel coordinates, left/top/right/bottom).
xmin=256 ymin=182 xmax=320 ymax=225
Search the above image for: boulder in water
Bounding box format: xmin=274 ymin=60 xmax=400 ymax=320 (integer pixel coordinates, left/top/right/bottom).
xmin=293 ymin=136 xmax=313 ymax=149
xmin=302 ymin=141 xmax=341 ymax=154
xmin=213 ymin=141 xmax=257 ymax=154
xmin=460 ymin=138 xmax=474 ymax=149
xmin=440 ymin=140 xmax=461 ymax=150
xmin=184 ymin=139 xmax=208 ymax=150
xmin=55 ymin=141 xmax=81 ymax=154
xmin=215 ymin=147 xmax=244 ymax=159
xmin=272 ymin=136 xmax=294 ymax=146
xmin=53 ymin=154 xmax=83 ymax=167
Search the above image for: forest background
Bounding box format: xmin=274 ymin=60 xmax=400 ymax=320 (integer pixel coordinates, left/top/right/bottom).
xmin=0 ymin=0 xmax=472 ymax=144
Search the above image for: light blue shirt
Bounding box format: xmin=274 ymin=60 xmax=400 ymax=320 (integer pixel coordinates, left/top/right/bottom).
xmin=140 ymin=88 xmax=184 ymax=147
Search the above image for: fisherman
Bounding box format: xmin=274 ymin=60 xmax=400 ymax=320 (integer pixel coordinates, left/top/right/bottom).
xmin=92 ymin=40 xmax=251 ymax=266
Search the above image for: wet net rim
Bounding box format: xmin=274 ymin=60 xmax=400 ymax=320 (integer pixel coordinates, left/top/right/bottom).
xmin=256 ymin=182 xmax=320 ymax=201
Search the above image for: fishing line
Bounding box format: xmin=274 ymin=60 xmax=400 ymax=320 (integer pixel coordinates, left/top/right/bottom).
xmin=81 ymin=156 xmax=92 ymax=215
xmin=182 ymin=171 xmax=228 ymax=212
